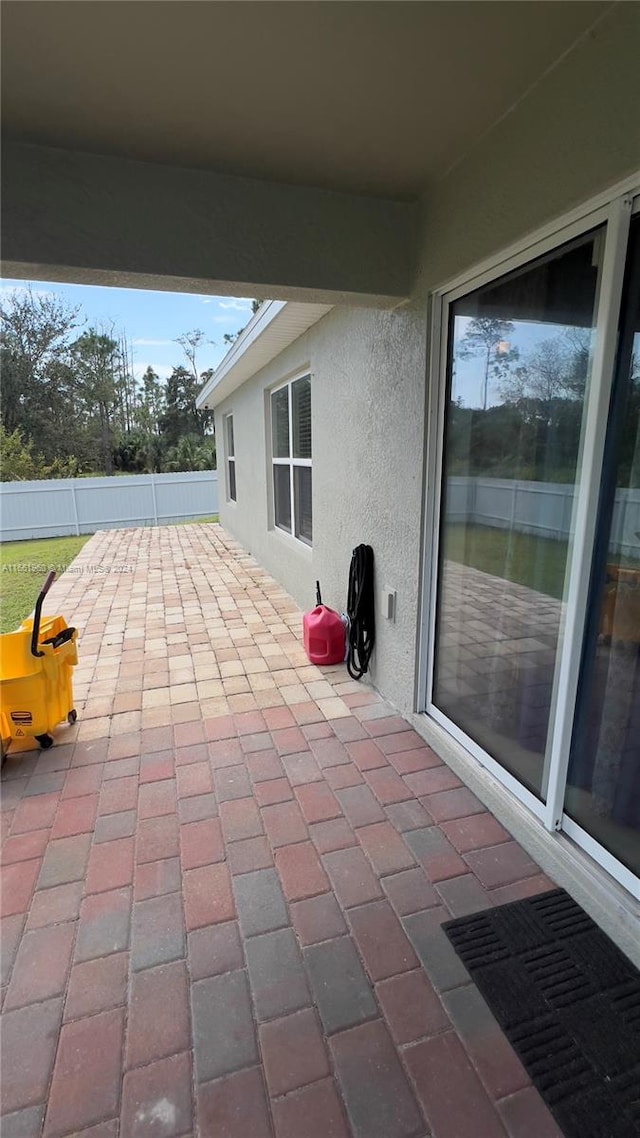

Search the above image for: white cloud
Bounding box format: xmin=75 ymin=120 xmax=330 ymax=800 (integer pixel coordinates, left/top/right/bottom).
xmin=219 ymin=298 xmax=253 ymax=312
xmin=198 ymin=295 xmax=253 ymax=311
xmin=132 ymin=338 xmax=174 ymax=347
xmin=0 ymin=283 xmax=56 ymax=303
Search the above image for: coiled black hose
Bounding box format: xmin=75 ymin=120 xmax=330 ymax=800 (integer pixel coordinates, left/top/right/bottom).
xmin=346 ymin=544 xmax=375 ymax=680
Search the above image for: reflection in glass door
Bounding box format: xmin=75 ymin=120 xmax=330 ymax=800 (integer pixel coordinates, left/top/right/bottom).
xmin=566 ymin=215 xmax=640 ymax=875
xmin=431 ymin=229 xmax=605 ymax=799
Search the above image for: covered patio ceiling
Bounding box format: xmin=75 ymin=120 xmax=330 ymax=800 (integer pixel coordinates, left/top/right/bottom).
xmin=2 ymin=1 xmax=608 ymax=200
xmin=0 ymin=2 xmax=623 ymax=306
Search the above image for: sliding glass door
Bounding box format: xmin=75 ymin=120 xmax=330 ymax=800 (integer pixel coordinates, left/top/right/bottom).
xmin=431 ymin=229 xmax=604 ymax=799
xmin=565 ymin=215 xmax=640 ymax=877
xmin=426 ymin=189 xmax=640 ymax=895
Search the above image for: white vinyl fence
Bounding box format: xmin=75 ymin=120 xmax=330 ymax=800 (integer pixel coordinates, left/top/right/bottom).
xmin=0 ymin=471 xmax=218 ymax=542
xmin=446 ymin=476 xmax=640 ymax=559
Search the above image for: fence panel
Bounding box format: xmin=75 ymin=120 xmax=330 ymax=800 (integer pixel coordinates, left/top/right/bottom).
xmin=447 ymin=476 xmax=640 ymax=559
xmin=3 ymin=472 xmax=638 ymax=557
xmin=0 ymin=471 xmax=218 ymax=542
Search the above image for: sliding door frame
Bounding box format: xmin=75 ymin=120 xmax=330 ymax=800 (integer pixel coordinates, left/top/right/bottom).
xmin=418 ymin=174 xmax=640 ymax=896
xmin=542 ymin=196 xmax=632 ymax=831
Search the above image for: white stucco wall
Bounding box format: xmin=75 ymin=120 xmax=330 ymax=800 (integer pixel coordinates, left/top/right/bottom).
xmin=2 ymin=143 xmax=417 ymax=306
xmin=215 ymin=328 xmax=317 ymax=608
xmin=216 ymin=3 xmax=640 ymax=716
xmin=216 ymin=302 xmax=426 ymax=702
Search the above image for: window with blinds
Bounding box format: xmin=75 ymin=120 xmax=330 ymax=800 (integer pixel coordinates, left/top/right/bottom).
xmin=226 ymin=414 xmax=236 ymax=502
xmin=271 ymin=375 xmax=312 ymax=545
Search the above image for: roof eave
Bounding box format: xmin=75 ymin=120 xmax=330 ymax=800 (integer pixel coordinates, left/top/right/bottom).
xmin=196 ymin=299 xmax=332 ymax=410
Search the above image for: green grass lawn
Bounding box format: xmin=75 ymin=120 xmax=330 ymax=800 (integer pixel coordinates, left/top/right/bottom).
xmin=443 ymin=522 xmax=640 ymax=601
xmin=0 ymin=536 xmax=90 ymax=633
xmin=441 ymin=523 xmax=569 ymax=599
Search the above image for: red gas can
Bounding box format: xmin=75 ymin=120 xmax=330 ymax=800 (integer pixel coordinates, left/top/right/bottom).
xmin=303 ymin=583 xmax=346 ymax=665
xmin=303 ymin=605 xmax=345 ymax=665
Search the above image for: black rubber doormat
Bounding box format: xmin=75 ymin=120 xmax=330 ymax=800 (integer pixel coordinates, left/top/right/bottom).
xmin=443 ymin=889 xmax=640 ymax=1138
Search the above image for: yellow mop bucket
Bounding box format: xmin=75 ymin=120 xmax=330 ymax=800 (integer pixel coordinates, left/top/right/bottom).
xmin=0 ymin=571 xmax=78 ymax=752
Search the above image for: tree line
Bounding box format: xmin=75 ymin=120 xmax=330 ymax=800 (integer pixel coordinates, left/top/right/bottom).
xmin=0 ymin=287 xmax=256 ymax=481
xmin=450 ymin=317 xmax=639 ymax=487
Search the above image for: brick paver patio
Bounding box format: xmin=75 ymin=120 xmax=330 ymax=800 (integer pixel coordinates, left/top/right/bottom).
xmin=1 ymin=524 xmax=563 ymax=1138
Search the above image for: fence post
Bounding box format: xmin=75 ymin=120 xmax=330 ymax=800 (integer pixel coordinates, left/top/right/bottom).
xmin=150 ymin=474 xmax=159 ymax=526
xmin=70 ymin=480 xmax=81 ymax=536
xmin=469 ymin=477 xmax=477 ymax=523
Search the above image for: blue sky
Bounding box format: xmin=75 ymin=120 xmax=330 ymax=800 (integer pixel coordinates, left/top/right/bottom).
xmin=1 ymin=277 xmax=582 ymax=409
xmin=452 ymin=315 xmax=574 ymax=408
xmin=0 ymin=279 xmax=254 ymax=382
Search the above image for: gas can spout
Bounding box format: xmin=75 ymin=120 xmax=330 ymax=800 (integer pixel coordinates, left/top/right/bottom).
xmin=315 ymin=581 xmax=322 ymax=606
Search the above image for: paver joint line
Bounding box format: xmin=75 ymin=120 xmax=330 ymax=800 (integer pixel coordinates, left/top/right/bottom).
xmin=0 ymin=524 xmax=557 ymax=1138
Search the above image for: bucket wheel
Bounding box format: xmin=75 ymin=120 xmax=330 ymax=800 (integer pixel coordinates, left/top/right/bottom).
xmin=67 ymin=710 xmax=78 ymax=725
xmin=35 ymin=733 xmax=54 ymax=749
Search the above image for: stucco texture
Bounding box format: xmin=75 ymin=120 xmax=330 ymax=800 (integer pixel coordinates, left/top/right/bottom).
xmin=2 ymin=143 xmax=417 ymax=305
xmin=216 ymin=301 xmax=426 ymax=718
xmin=217 ymin=3 xmax=640 ymax=718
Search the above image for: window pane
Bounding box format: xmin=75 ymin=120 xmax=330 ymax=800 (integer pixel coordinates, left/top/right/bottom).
xmin=228 ymin=458 xmax=236 ymax=502
xmin=274 ymin=464 xmax=291 ymax=531
xmin=292 ymin=376 xmax=312 ymax=459
xmin=272 ymin=388 xmax=290 ymax=458
xmin=226 ymin=415 xmax=235 ymax=457
xmin=294 ymin=465 xmax=313 ymax=543
xmin=432 ymin=228 xmax=604 ymax=799
xmin=566 ymin=216 xmax=640 ymax=875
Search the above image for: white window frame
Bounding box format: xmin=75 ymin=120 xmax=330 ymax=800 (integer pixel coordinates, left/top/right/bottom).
xmin=225 ymin=413 xmax=236 ymax=503
xmin=417 ymin=172 xmax=640 ymax=900
xmin=270 ymin=371 xmax=312 ymax=547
